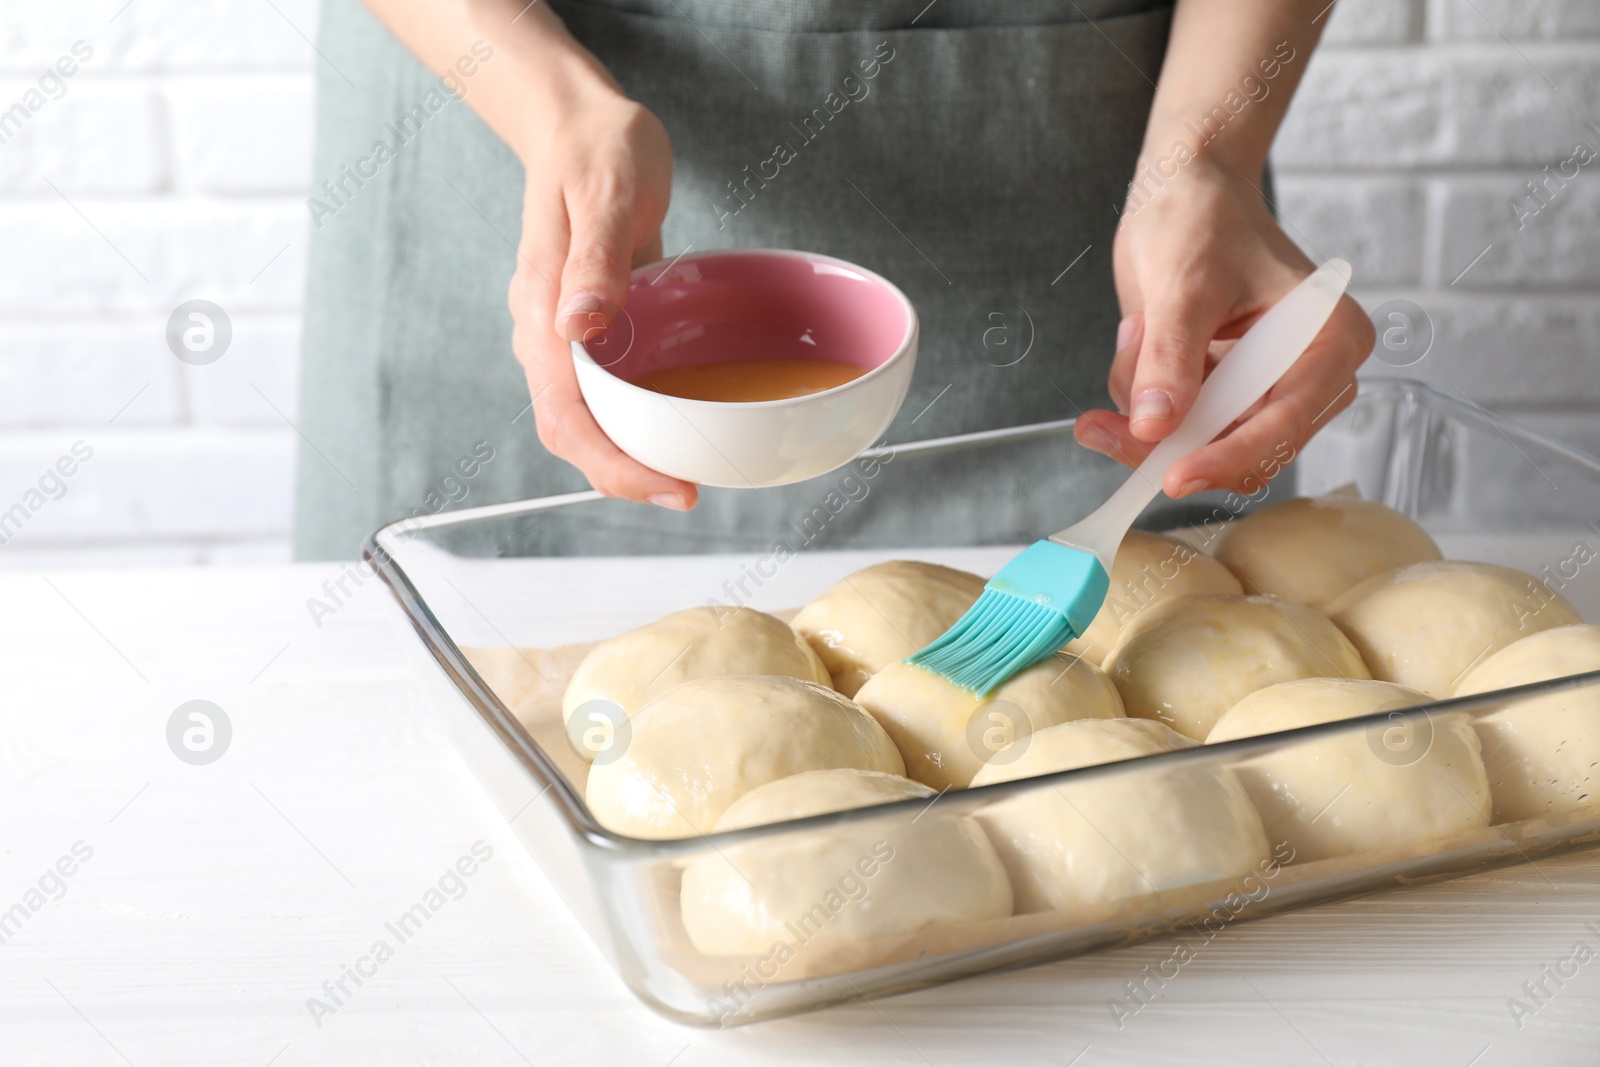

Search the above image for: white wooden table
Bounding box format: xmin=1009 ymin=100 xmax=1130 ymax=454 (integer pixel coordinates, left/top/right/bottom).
xmin=3 ymin=565 xmax=1598 ymax=1067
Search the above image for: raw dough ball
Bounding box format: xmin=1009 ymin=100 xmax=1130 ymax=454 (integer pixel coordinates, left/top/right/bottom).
xmin=680 ymin=769 xmax=1012 ymax=957
xmin=1326 ymin=561 xmax=1582 ymax=699
xmin=854 ymin=653 xmax=1124 ymax=790
xmin=970 ymin=719 xmax=1269 ymax=914
xmin=1208 ymin=678 xmax=1491 ymax=862
xmin=1104 ymin=594 xmax=1370 ymax=741
xmin=1062 ymin=531 xmax=1243 ymax=665
xmin=1212 ymin=492 xmax=1441 ymax=609
xmin=584 ymin=676 xmax=903 ymax=839
xmin=792 ymin=561 xmax=986 ymax=696
xmin=1159 ymin=524 xmax=1220 ymax=555
xmin=562 ymin=606 xmax=829 ymax=760
xmin=1455 ymin=624 xmax=1600 ymax=823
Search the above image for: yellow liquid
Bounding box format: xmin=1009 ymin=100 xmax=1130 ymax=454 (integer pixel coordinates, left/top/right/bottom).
xmin=634 ymin=358 xmax=867 ymax=402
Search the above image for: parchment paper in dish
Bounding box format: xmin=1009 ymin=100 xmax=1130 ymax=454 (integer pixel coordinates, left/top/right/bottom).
xmin=461 ymin=608 xmax=804 ymax=796
xmin=461 ymin=642 xmax=597 ymax=794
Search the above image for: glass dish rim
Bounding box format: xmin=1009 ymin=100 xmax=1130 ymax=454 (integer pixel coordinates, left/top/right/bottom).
xmin=365 ymin=376 xmax=1600 ymax=858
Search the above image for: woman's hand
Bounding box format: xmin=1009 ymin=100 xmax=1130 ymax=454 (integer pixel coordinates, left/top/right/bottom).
xmin=359 ymin=0 xmax=697 ymax=506
xmin=1074 ymin=157 xmax=1374 ymax=498
xmin=508 ymin=89 xmax=699 ymax=508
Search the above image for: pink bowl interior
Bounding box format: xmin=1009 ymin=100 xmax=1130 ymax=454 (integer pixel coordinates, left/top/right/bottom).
xmin=585 ymin=252 xmax=911 ymax=384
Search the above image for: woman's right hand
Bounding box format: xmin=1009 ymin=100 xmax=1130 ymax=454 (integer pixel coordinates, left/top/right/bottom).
xmin=507 ymin=84 xmax=699 ymax=509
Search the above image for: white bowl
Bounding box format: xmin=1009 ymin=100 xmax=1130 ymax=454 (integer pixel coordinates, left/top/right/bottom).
xmin=571 ymin=249 xmax=918 ymax=488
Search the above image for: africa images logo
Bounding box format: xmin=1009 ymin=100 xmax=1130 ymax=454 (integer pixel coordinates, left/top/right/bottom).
xmin=305 ymin=842 xmax=495 ymax=1028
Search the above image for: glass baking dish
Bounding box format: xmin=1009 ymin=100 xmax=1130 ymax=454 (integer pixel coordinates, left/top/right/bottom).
xmin=367 ymin=378 xmax=1600 ymax=1026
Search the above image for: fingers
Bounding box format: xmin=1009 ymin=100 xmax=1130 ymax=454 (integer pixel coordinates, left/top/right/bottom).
xmin=1074 ymin=410 xmax=1154 ymax=468
xmin=510 ymin=189 xmax=696 ymax=508
xmin=633 ymin=231 xmax=664 ymax=268
xmin=556 ymin=178 xmax=639 ymax=342
xmin=1106 ymin=314 xmax=1143 ymax=413
xmin=1077 ymin=293 xmax=1372 ymax=498
xmin=1158 ymin=385 xmax=1332 ymax=498
xmin=516 ymin=291 xmax=697 ymax=507
xmin=1125 ymin=283 xmax=1232 ymax=443
xmin=1161 ymin=295 xmax=1372 ymax=496
xmin=525 ymin=358 xmax=699 ymax=508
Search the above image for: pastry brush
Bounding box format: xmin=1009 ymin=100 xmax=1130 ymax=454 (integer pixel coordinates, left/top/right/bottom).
xmin=908 ymin=258 xmax=1353 ymax=694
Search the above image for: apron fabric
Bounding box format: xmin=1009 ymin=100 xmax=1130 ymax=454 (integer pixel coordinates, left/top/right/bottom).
xmin=294 ymin=0 xmax=1176 ymax=559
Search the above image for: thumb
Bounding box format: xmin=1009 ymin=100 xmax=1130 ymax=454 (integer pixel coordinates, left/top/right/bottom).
xmin=555 ymin=193 xmax=638 ymax=343
xmin=1125 ymin=290 xmax=1228 ymax=443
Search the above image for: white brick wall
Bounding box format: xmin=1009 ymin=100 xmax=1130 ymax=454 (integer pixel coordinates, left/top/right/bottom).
xmin=0 ymin=0 xmax=315 ymax=568
xmin=0 ymin=0 xmax=1595 ymax=568
xmin=1274 ymin=0 xmax=1600 ymax=457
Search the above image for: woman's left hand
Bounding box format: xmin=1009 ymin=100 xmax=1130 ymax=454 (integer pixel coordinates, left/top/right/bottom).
xmin=1074 ymin=156 xmax=1375 ymax=498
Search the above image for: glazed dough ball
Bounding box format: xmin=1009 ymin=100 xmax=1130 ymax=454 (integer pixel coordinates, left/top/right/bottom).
xmin=1326 ymin=561 xmax=1582 ymax=699
xmin=1104 ymin=594 xmax=1370 ymax=741
xmin=1455 ymin=624 xmax=1600 ymax=823
xmin=1062 ymin=531 xmax=1243 ymax=665
xmin=584 ymin=676 xmax=903 ymax=839
xmin=793 ymin=561 xmax=986 ymax=696
xmin=680 ymin=769 xmax=1012 ymax=957
xmin=854 ymin=653 xmax=1124 ymax=790
xmin=970 ymin=719 xmax=1268 ymax=914
xmin=1208 ymin=678 xmax=1491 ymax=862
xmin=1213 ymin=492 xmax=1441 ymax=609
xmin=562 ymin=606 xmax=829 ymax=760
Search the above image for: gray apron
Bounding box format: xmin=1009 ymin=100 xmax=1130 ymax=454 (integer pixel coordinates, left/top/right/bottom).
xmin=294 ymin=0 xmax=1176 ymax=559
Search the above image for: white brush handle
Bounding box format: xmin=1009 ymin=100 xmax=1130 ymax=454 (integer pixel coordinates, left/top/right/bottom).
xmin=1053 ymin=258 xmax=1353 ymax=566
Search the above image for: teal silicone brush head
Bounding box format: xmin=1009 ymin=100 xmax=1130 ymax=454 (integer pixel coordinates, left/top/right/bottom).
xmin=910 ymin=262 xmax=1354 ymax=697
xmin=908 ymin=540 xmax=1110 ymax=695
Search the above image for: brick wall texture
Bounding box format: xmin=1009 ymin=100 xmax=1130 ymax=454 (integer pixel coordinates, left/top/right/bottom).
xmin=0 ymin=0 xmax=1595 ymax=566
